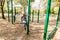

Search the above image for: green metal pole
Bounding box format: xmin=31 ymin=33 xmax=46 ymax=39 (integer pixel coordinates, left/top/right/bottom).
xmin=32 ymin=10 xmax=34 ymax=22
xmin=11 ymin=0 xmax=13 ymax=24
xmin=37 ymin=10 xmax=40 ymax=23
xmin=43 ymin=0 xmax=51 ymax=40
xmin=7 ymin=1 xmax=10 ymax=22
xmin=27 ymin=0 xmax=30 ymax=35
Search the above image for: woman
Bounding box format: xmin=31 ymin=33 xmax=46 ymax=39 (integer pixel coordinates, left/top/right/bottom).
xmin=21 ymin=14 xmax=27 ymax=30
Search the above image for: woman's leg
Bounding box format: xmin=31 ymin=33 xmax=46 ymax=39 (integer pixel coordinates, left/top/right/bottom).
xmin=24 ymin=24 xmax=26 ymax=30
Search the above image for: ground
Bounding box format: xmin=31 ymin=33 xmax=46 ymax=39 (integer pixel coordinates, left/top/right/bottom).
xmin=0 ymin=14 xmax=60 ymax=40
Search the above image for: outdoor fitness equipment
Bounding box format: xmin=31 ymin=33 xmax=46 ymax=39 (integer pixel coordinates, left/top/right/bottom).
xmin=43 ymin=0 xmax=51 ymax=40
xmin=47 ymin=5 xmax=60 ymax=40
xmin=26 ymin=0 xmax=30 ymax=35
xmin=43 ymin=0 xmax=60 ymax=40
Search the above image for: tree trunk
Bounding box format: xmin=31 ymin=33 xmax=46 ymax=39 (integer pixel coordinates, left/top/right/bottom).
xmin=1 ymin=1 xmax=5 ymax=19
xmin=1 ymin=6 xmax=5 ymax=19
xmin=7 ymin=1 xmax=10 ymax=22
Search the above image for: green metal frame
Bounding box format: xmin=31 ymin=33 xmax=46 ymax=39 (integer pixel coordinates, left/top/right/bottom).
xmin=43 ymin=0 xmax=51 ymax=40
xmin=27 ymin=0 xmax=30 ymax=35
xmin=47 ymin=5 xmax=60 ymax=40
xmin=47 ymin=27 xmax=57 ymax=40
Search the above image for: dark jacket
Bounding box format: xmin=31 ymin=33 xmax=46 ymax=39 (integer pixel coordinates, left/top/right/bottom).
xmin=21 ymin=14 xmax=26 ymax=23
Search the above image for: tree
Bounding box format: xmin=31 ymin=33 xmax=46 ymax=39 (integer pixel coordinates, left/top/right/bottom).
xmin=51 ymin=0 xmax=57 ymax=2
xmin=20 ymin=0 xmax=34 ymax=7
xmin=0 ymin=0 xmax=5 ymax=19
xmin=20 ymin=0 xmax=34 ymax=14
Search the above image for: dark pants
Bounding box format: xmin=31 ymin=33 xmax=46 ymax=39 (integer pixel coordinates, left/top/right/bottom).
xmin=24 ymin=23 xmax=27 ymax=30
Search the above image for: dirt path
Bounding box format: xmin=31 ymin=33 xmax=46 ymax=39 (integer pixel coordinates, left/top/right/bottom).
xmin=0 ymin=19 xmax=25 ymax=40
xmin=0 ymin=15 xmax=60 ymax=40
